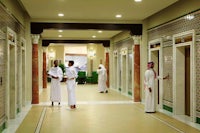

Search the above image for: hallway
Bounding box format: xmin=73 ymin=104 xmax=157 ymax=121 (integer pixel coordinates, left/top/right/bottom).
xmin=3 ymin=84 xmax=200 ymax=133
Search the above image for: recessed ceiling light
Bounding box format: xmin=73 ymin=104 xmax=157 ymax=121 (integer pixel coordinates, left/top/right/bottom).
xmin=135 ymin=0 xmax=142 ymax=2
xmin=58 ymin=35 xmax=62 ymax=37
xmin=185 ymin=15 xmax=194 ymax=20
xmin=92 ymin=35 xmax=96 ymax=38
xmin=115 ymin=14 xmax=122 ymax=18
xmin=98 ymin=30 xmax=103 ymax=33
xmin=58 ymin=30 xmax=63 ymax=32
xmin=58 ymin=13 xmax=64 ymax=17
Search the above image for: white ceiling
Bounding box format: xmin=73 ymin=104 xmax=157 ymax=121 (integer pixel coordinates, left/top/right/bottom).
xmin=18 ymin=0 xmax=178 ymax=41
xmin=41 ymin=29 xmax=122 ymax=40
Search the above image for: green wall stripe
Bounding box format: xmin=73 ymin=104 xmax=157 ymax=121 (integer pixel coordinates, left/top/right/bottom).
xmin=163 ymin=105 xmax=173 ymax=113
xmin=17 ymin=108 xmax=20 ymax=113
xmin=196 ymin=117 xmax=200 ymax=124
xmin=128 ymin=91 xmax=132 ymax=96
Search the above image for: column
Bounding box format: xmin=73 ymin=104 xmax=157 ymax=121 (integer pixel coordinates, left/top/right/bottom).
xmin=133 ymin=36 xmax=141 ymax=102
xmin=32 ymin=35 xmax=40 ymax=104
xmin=43 ymin=47 xmax=47 ymax=89
xmin=105 ymin=48 xmax=110 ymax=88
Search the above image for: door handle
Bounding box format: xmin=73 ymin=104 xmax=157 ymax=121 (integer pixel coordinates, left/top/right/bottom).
xmin=0 ymin=77 xmax=2 ymax=86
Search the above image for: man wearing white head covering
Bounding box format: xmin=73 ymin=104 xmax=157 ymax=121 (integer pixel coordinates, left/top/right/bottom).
xmin=48 ymin=60 xmax=63 ymax=106
xmin=144 ymin=61 xmax=169 ymax=113
xmin=97 ymin=64 xmax=108 ymax=93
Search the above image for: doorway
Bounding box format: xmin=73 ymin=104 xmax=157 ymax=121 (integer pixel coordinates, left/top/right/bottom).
xmin=173 ymin=30 xmax=195 ymax=121
xmin=17 ymin=45 xmax=22 ymax=113
xmin=148 ymin=39 xmax=163 ymax=110
xmin=113 ymin=51 xmax=118 ymax=90
xmin=121 ymin=55 xmax=127 ymax=94
xmin=151 ymin=50 xmax=160 ymax=104
xmin=128 ymin=50 xmax=133 ymax=98
xmin=174 ymin=46 xmax=191 ymax=116
xmin=121 ymin=48 xmax=128 ymax=95
xmin=9 ymin=44 xmax=16 ymax=119
xmin=22 ymin=49 xmax=26 ymax=106
xmin=185 ymin=46 xmax=190 ymax=116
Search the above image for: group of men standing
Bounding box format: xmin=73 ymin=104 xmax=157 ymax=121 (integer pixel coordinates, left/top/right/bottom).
xmin=48 ymin=59 xmax=168 ymax=113
xmin=48 ymin=60 xmax=78 ymax=110
xmin=48 ymin=60 xmax=108 ymax=110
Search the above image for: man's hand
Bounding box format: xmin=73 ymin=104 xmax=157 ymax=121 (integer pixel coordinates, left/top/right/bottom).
xmin=52 ymin=76 xmax=58 ymax=79
xmin=149 ymin=88 xmax=152 ymax=93
xmin=163 ymin=73 xmax=169 ymax=80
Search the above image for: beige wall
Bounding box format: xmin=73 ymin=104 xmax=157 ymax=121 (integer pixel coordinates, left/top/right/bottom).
xmin=112 ymin=31 xmax=131 ymax=43
xmin=140 ymin=20 xmax=148 ymax=101
xmin=87 ymin=44 xmax=105 ymax=76
xmin=24 ymin=15 xmax=32 ymax=103
xmin=146 ymin=0 xmax=200 ymax=29
xmin=47 ymin=45 xmax=65 ymax=69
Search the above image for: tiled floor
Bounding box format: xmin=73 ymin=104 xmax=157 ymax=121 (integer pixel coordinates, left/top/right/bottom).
xmin=3 ymin=83 xmax=200 ymax=133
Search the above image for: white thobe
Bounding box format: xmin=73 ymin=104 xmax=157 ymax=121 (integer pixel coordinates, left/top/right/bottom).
xmin=97 ymin=68 xmax=107 ymax=92
xmin=48 ymin=66 xmax=63 ymax=102
xmin=66 ymin=66 xmax=78 ymax=106
xmin=144 ymin=68 xmax=156 ymax=112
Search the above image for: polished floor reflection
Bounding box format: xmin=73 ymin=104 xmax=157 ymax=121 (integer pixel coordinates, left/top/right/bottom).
xmin=3 ymin=83 xmax=200 ymax=133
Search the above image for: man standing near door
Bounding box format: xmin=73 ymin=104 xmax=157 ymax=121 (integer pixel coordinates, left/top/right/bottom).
xmin=144 ymin=61 xmax=169 ymax=113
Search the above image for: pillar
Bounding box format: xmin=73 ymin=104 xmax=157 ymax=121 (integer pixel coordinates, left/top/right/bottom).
xmin=32 ymin=35 xmax=40 ymax=104
xmin=43 ymin=47 xmax=47 ymax=89
xmin=133 ymin=36 xmax=141 ymax=102
xmin=105 ymin=48 xmax=110 ymax=88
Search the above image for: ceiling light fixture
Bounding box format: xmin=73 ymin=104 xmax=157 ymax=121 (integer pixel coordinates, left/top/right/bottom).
xmin=185 ymin=14 xmax=194 ymax=20
xmin=58 ymin=30 xmax=63 ymax=32
xmin=92 ymin=35 xmax=96 ymax=38
xmin=58 ymin=35 xmax=62 ymax=37
xmin=58 ymin=13 xmax=64 ymax=17
xmin=115 ymin=14 xmax=122 ymax=18
xmin=134 ymin=0 xmax=142 ymax=2
xmin=98 ymin=30 xmax=102 ymax=33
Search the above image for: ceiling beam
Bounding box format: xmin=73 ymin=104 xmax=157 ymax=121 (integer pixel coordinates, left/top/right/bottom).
xmin=42 ymin=40 xmax=110 ymax=47
xmin=31 ymin=22 xmax=142 ymax=35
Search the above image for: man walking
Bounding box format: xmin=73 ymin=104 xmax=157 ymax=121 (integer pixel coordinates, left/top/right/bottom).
xmin=97 ymin=64 xmax=108 ymax=93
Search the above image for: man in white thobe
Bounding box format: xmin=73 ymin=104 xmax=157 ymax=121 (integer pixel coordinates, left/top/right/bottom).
xmin=144 ymin=62 xmax=156 ymax=113
xmin=66 ymin=60 xmax=78 ymax=109
xmin=144 ymin=61 xmax=169 ymax=113
xmin=97 ymin=64 xmax=108 ymax=93
xmin=48 ymin=60 xmax=63 ymax=106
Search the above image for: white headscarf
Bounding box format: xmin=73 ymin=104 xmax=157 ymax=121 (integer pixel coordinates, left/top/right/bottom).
xmin=99 ymin=64 xmax=106 ymax=70
xmin=98 ymin=64 xmax=107 ymax=80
